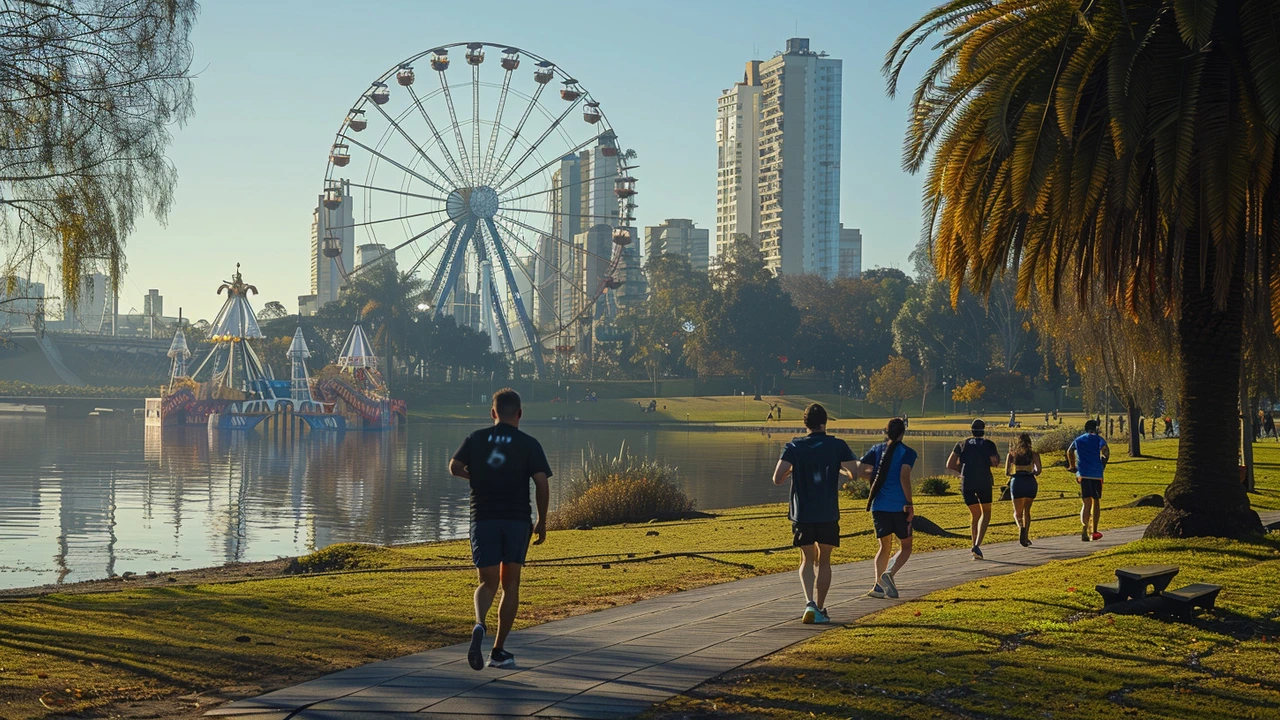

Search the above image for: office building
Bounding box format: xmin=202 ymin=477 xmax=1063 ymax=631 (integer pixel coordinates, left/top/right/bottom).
xmin=739 ymin=38 xmax=842 ymax=278
xmin=715 ymin=61 xmax=763 ymax=258
xmin=143 ymin=289 xmax=163 ymax=319
xmin=615 ymin=245 xmax=647 ymax=307
xmin=0 ymin=276 xmax=45 ymax=329
xmin=356 ymin=243 xmax=396 ymax=273
xmin=838 ymin=224 xmax=863 ymax=278
xmin=64 ymin=271 xmax=110 ymax=332
xmin=645 ymin=218 xmax=710 ymax=272
xmin=310 ymin=178 xmax=354 ymax=311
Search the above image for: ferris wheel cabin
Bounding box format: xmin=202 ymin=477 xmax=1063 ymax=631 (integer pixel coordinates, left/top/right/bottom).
xmin=583 ymin=101 xmax=601 ymax=124
xmin=330 ymin=143 xmax=351 ymax=167
xmin=323 ymin=182 xmax=343 ymax=210
xmin=346 ymin=108 xmax=367 ymax=131
xmin=534 ymin=60 xmax=555 ymax=84
xmin=466 ymin=43 xmax=485 ymax=65
xmin=396 ymin=64 xmax=415 ymax=86
xmin=431 ymin=48 xmax=449 ymax=71
xmin=560 ymin=79 xmax=582 ymax=102
xmin=501 ymin=48 xmax=520 ymax=70
xmin=369 ymin=81 xmax=390 ymax=105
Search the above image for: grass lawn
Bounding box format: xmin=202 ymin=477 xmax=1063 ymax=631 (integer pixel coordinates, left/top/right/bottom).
xmin=648 ymin=534 xmax=1280 ymax=720
xmin=410 ymin=393 xmax=1095 ymax=432
xmin=1 ymin=439 xmax=1276 ymax=718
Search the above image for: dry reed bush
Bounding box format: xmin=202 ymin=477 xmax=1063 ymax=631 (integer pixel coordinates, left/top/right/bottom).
xmin=548 ymin=443 xmax=694 ymax=530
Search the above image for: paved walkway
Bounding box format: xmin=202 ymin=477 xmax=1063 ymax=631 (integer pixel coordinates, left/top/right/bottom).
xmin=208 ymin=514 xmax=1278 ymax=720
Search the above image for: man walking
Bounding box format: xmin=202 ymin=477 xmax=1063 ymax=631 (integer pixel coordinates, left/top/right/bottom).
xmin=1067 ymin=419 xmax=1109 ymax=542
xmin=946 ymin=420 xmax=1001 ymax=559
xmin=772 ymin=403 xmax=856 ymax=624
xmin=449 ymin=389 xmax=551 ymax=670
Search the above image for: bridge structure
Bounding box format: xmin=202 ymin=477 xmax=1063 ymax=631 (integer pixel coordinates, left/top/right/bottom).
xmin=0 ymin=326 xmax=169 ymax=387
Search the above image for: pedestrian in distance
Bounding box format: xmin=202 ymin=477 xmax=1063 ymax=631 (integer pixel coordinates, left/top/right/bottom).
xmin=1118 ymin=415 xmax=1125 ymax=435
xmin=1005 ymin=433 xmax=1041 ymax=547
xmin=1066 ymin=419 xmax=1110 ymax=542
xmin=772 ymin=403 xmax=857 ymax=624
xmin=945 ymin=419 xmax=1000 ymax=560
xmin=1107 ymin=417 xmax=1115 ymax=437
xmin=1138 ymin=415 xmax=1146 ymax=440
xmin=449 ymin=389 xmax=551 ymax=671
xmin=858 ymin=417 xmax=916 ymax=599
xmin=1265 ymin=411 xmax=1276 ymax=440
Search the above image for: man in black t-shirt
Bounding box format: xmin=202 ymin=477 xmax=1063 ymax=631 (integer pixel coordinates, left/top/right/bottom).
xmin=946 ymin=419 xmax=1001 ymax=560
xmin=449 ymin=388 xmax=551 ymax=671
xmin=772 ymin=403 xmax=856 ymax=624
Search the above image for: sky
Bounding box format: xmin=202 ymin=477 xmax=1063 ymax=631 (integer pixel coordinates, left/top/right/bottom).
xmin=109 ymin=0 xmax=938 ymax=322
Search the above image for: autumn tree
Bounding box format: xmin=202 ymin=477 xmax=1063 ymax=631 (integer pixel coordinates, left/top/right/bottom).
xmin=868 ymin=356 xmax=918 ymax=417
xmin=952 ymin=380 xmax=985 ymax=414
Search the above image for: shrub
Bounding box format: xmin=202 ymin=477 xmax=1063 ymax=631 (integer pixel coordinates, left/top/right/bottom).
xmin=287 ymin=543 xmax=397 ymax=574
xmin=548 ymin=443 xmax=693 ymax=530
xmin=1034 ymin=425 xmax=1081 ymax=454
xmin=918 ymin=476 xmax=951 ymax=496
xmin=843 ymin=478 xmax=871 ymax=500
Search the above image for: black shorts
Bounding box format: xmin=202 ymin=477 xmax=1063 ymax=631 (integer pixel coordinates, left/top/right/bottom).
xmin=1009 ymin=474 xmax=1038 ymax=499
xmin=470 ymin=519 xmax=532 ymax=567
xmin=792 ymin=520 xmax=840 ymax=547
xmin=1079 ymin=478 xmax=1103 ymax=499
xmin=961 ymin=481 xmax=993 ymax=506
xmin=872 ymin=511 xmax=912 ymax=540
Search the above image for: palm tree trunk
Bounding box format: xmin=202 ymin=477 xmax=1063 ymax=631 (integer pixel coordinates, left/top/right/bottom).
xmin=1146 ymin=237 xmax=1262 ymax=538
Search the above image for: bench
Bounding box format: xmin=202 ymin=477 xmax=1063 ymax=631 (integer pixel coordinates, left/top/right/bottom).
xmin=1095 ymin=581 xmax=1126 ymax=607
xmin=1115 ymin=565 xmax=1180 ymax=599
xmin=1161 ymin=583 xmax=1222 ymax=620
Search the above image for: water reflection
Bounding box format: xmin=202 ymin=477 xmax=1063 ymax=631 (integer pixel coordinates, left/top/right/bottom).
xmin=0 ymin=417 xmax=958 ymax=590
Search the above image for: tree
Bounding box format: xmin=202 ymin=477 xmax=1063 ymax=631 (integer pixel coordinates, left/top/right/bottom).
xmin=868 ymin=356 xmax=919 ymax=416
xmin=695 ymin=236 xmax=798 ymax=397
xmin=621 ymin=253 xmax=708 ymax=391
xmin=888 ymin=0 xmax=1273 ymax=538
xmin=893 ymin=281 xmax=964 ymax=414
xmin=952 ymin=380 xmax=985 ymax=414
xmin=983 ymin=371 xmax=1028 ymax=410
xmin=1 ymin=2 xmax=198 ymax=309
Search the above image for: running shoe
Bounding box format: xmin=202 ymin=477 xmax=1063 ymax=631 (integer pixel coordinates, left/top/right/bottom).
xmin=488 ymin=648 xmax=516 ymax=669
xmin=971 ymin=545 xmax=984 ymax=560
xmin=1081 ymin=526 xmax=1091 ymax=542
xmin=467 ymin=623 xmax=485 ymax=671
xmin=880 ymin=571 xmax=899 ymax=599
xmin=866 ymin=585 xmax=887 ymax=599
xmin=1092 ymin=531 xmax=1104 ymax=541
xmin=802 ymin=601 xmax=818 ymax=624
xmin=814 ymin=608 xmax=831 ymax=624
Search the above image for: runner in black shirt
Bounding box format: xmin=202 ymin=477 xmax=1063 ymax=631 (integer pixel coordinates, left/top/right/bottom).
xmin=772 ymin=403 xmax=856 ymax=624
xmin=946 ymin=419 xmax=1000 ymax=560
xmin=449 ymin=388 xmax=551 ymax=671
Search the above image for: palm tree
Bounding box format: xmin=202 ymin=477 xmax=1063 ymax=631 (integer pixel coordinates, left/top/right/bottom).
xmin=887 ymin=0 xmax=1278 ymax=537
xmin=342 ymin=264 xmax=426 ymax=392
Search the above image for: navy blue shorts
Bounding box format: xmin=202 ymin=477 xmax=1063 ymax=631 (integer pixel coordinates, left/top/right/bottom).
xmin=1079 ymin=478 xmax=1103 ymax=499
xmin=961 ymin=481 xmax=993 ymax=506
xmin=470 ymin=519 xmax=532 ymax=567
xmin=872 ymin=511 xmax=912 ymax=540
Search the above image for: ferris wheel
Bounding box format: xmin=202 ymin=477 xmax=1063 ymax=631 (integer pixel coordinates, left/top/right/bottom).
xmin=320 ymin=42 xmax=639 ymax=377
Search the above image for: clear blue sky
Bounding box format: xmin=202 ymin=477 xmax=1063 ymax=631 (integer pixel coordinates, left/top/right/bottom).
xmin=118 ymin=0 xmax=937 ymax=322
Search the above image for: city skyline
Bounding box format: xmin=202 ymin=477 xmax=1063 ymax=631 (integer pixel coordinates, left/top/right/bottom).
xmin=58 ymin=0 xmax=936 ymax=322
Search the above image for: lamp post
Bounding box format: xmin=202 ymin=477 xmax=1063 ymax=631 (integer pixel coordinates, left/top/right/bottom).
xmin=839 ymin=384 xmax=843 ymax=419
xmin=942 ymin=380 xmax=949 ymax=417
xmin=860 ymin=384 xmax=866 ymax=419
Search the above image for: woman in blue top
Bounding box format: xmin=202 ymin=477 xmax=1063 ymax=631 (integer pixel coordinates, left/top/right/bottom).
xmin=857 ymin=417 xmax=917 ymax=599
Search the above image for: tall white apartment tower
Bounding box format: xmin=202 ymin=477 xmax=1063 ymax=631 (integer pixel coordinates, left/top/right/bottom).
xmin=309 ymin=178 xmax=354 ymax=310
xmin=716 ymin=61 xmax=763 ymax=258
xmin=757 ymin=38 xmax=842 ymax=278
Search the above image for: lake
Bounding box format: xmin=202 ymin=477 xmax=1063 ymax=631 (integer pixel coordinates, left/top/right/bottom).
xmin=0 ymin=416 xmax=961 ymax=590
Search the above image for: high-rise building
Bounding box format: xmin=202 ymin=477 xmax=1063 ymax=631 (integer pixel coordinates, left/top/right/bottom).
xmin=615 ymin=245 xmax=647 ymax=307
xmin=756 ymin=38 xmax=842 ymax=278
xmin=310 ymin=179 xmax=354 ymax=311
xmin=143 ymin=289 xmax=163 ymax=319
xmin=645 ymin=218 xmax=710 ymax=272
xmin=0 ymin=276 xmax=45 ymax=330
xmin=716 ymin=61 xmax=763 ymax=258
xmin=838 ymin=224 xmax=863 ymax=279
xmin=356 ymin=243 xmax=396 ymax=273
xmin=66 ymin=272 xmax=109 ymax=332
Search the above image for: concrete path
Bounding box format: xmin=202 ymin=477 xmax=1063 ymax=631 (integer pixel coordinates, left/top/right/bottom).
xmin=208 ymin=514 xmax=1278 ymax=720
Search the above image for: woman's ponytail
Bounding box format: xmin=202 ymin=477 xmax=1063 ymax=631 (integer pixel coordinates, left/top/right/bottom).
xmin=867 ymin=417 xmax=907 ymax=509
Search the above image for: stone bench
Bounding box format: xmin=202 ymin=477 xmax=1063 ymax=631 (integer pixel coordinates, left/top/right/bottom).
xmin=1161 ymin=583 xmax=1222 ymax=620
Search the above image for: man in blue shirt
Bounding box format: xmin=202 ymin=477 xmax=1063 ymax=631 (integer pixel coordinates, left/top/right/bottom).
xmin=1067 ymin=419 xmax=1110 ymax=542
xmin=857 ymin=417 xmax=917 ymax=599
xmin=772 ymin=403 xmax=856 ymax=624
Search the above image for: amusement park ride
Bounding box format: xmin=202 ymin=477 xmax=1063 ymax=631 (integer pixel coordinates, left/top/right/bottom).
xmin=320 ymin=41 xmax=639 ymax=375
xmin=144 ymin=265 xmax=406 ymax=432
xmin=147 ymin=40 xmax=636 ymax=431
